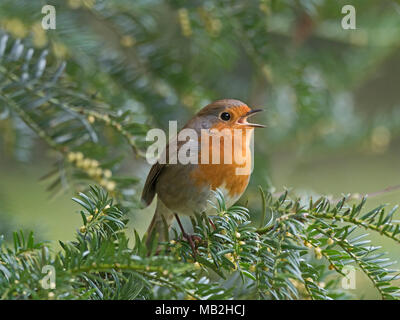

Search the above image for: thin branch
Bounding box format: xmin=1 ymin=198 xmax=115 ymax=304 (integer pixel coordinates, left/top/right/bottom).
xmin=1 ymin=95 xmax=67 ymax=153
xmin=314 ymin=227 xmax=391 ymax=300
xmin=309 ymin=212 xmax=400 ymax=245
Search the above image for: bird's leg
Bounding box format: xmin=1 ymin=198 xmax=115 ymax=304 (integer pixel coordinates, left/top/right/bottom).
xmin=174 ymin=214 xmax=199 ymax=256
xmin=208 ymin=218 xmax=216 ymax=230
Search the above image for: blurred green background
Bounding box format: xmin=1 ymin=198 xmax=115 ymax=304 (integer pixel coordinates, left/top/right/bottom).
xmin=1 ymin=0 xmax=400 ymax=299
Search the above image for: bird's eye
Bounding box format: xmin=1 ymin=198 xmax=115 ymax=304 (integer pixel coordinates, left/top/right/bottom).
xmin=220 ymin=112 xmax=231 ymax=121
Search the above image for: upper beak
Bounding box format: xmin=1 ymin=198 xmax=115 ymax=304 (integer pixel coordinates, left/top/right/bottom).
xmin=238 ymin=108 xmax=266 ymax=128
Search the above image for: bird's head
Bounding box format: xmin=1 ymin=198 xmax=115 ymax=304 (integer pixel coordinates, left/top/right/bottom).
xmin=190 ymin=99 xmax=265 ymax=131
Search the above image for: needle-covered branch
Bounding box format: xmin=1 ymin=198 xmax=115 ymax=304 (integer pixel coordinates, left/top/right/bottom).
xmin=1 ymin=186 xmax=398 ymax=300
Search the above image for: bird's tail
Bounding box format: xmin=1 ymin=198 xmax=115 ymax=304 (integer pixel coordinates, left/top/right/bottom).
xmin=145 ymin=198 xmax=174 ymax=248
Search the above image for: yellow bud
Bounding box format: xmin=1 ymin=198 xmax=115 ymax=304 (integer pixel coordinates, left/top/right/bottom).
xmin=4 ymin=18 xmax=27 ymax=38
xmin=194 ymin=262 xmax=201 ymax=270
xmin=314 ymin=247 xmax=322 ymax=259
xmin=76 ymin=159 xmax=84 ymax=168
xmin=120 ymin=35 xmax=136 ymax=48
xmin=67 ymin=152 xmax=76 ymax=162
xmin=75 ymin=152 xmax=84 ymax=161
xmin=239 ymin=241 xmax=246 ymax=246
xmin=304 ymin=240 xmax=313 ymax=248
xmin=327 ymin=238 xmax=334 ymax=245
xmin=79 ymin=226 xmax=87 ymax=233
xmin=178 ymin=8 xmax=192 ymax=37
xmin=87 ymin=168 xmax=97 ymax=177
xmin=235 ymin=232 xmax=241 ymax=239
xmin=103 ymin=169 xmax=112 ymax=178
xmin=82 ymin=158 xmax=91 ymax=169
xmin=106 ymin=181 xmax=116 ymax=191
xmin=249 ymin=265 xmax=256 ymax=272
xmin=90 ymin=159 xmax=99 ymax=168
xmin=224 ymin=253 xmax=233 ymax=260
xmin=88 ymin=115 xmax=95 ymax=124
xmin=52 ymin=42 xmax=68 ymax=58
xmin=87 ymin=215 xmax=93 ymax=223
xmin=103 ymin=115 xmax=111 ymax=123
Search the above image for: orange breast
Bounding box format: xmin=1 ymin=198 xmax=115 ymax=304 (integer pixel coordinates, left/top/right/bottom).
xmin=190 ymin=126 xmax=252 ymax=198
xmin=191 ymin=163 xmax=250 ymax=197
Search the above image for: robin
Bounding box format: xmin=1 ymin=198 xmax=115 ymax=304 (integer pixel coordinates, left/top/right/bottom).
xmin=141 ymin=99 xmax=264 ymax=249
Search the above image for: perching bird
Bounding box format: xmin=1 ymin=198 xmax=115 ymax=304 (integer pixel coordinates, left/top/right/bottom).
xmin=141 ymin=99 xmax=264 ymax=248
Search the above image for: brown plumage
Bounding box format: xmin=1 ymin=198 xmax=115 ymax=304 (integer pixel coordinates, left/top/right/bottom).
xmin=141 ymin=99 xmax=264 ymax=244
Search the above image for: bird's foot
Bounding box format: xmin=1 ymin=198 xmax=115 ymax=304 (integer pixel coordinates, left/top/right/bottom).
xmin=181 ymin=232 xmax=201 ymax=256
xmin=208 ymin=218 xmax=216 ymax=230
xmin=174 ymin=213 xmax=202 ymax=257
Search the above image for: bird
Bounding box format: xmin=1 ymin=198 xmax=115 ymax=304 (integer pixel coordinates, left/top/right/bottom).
xmin=141 ymin=99 xmax=264 ymax=250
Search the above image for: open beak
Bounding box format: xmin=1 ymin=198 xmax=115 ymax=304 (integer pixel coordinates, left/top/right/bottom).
xmin=238 ymin=109 xmax=266 ymax=128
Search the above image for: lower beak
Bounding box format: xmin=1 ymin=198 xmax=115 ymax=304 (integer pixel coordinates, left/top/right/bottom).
xmin=238 ymin=109 xmax=266 ymax=128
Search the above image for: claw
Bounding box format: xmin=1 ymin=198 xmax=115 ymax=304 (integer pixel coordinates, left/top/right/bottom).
xmin=208 ymin=218 xmax=216 ymax=230
xmin=174 ymin=214 xmax=199 ymax=257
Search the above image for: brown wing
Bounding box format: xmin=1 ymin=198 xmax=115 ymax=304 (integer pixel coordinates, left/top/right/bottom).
xmin=141 ymin=141 xmax=172 ymax=206
xmin=141 ymin=128 xmax=194 ymax=206
xmin=141 ymin=161 xmax=165 ymax=207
